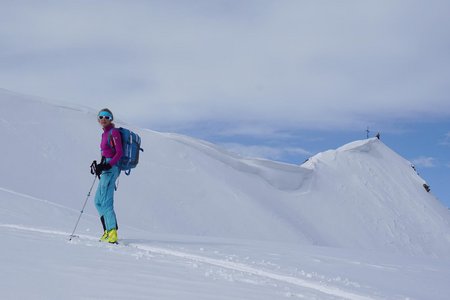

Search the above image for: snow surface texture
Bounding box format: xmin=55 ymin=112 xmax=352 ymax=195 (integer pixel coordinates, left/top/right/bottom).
xmin=1 ymin=89 xmax=450 ymax=299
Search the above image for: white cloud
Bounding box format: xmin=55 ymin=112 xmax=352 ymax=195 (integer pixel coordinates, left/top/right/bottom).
xmin=1 ymin=1 xmax=450 ymax=131
xmin=412 ymin=156 xmax=436 ymax=168
xmin=440 ymin=132 xmax=450 ymax=146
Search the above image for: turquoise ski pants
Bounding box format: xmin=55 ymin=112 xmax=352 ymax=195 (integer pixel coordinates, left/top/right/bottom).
xmin=94 ymin=164 xmax=120 ymax=231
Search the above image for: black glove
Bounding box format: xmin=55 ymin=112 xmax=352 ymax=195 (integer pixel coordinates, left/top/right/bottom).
xmin=95 ymin=163 xmax=112 ymax=176
xmin=90 ymin=160 xmax=98 ymax=176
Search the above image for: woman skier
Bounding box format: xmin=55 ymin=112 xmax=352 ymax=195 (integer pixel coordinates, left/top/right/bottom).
xmin=93 ymin=108 xmax=123 ymax=244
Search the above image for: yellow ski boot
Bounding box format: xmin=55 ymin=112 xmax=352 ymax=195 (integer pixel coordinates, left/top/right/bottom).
xmin=107 ymin=229 xmax=118 ymax=244
xmin=99 ymin=230 xmax=109 ymax=242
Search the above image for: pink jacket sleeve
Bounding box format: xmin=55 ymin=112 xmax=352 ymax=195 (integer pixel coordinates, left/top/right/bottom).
xmin=109 ymin=129 xmax=123 ymax=166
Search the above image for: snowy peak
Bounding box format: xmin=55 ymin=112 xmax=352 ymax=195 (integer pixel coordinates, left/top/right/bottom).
xmin=299 ymin=138 xmax=450 ymax=255
xmin=307 ymin=138 xmax=406 ymax=166
xmin=305 ymin=137 xmax=427 ymax=193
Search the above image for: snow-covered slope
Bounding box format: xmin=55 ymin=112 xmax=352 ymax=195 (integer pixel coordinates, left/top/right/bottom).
xmin=2 ymin=89 xmax=450 ymax=300
xmin=1 ymin=89 xmax=450 ymax=257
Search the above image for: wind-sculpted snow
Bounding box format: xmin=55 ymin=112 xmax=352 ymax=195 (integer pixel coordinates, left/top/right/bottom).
xmin=1 ymin=89 xmax=450 ymax=256
xmin=164 ymin=133 xmax=314 ymax=191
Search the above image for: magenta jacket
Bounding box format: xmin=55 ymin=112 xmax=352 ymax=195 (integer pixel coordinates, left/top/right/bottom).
xmin=100 ymin=124 xmax=123 ymax=166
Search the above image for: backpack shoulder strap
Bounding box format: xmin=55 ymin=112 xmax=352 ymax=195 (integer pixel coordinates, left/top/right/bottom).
xmin=107 ymin=128 xmax=116 ymax=149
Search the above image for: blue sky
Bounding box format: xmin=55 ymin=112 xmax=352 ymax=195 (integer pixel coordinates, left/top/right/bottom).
xmin=0 ymin=1 xmax=449 ymax=206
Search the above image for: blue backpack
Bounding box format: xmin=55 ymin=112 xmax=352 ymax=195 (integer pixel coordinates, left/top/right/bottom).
xmin=108 ymin=127 xmax=144 ymax=175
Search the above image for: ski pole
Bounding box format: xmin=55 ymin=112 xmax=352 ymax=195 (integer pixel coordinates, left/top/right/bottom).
xmin=69 ymin=162 xmax=98 ymax=241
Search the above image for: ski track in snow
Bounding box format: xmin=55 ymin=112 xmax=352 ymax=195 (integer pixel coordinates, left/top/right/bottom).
xmin=0 ymin=223 xmax=377 ymax=300
xmin=0 ymin=187 xmax=79 ymax=213
xmin=124 ymin=243 xmax=376 ymax=300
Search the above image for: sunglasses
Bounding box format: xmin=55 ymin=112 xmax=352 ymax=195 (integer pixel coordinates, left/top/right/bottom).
xmin=98 ymin=116 xmax=111 ymax=120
